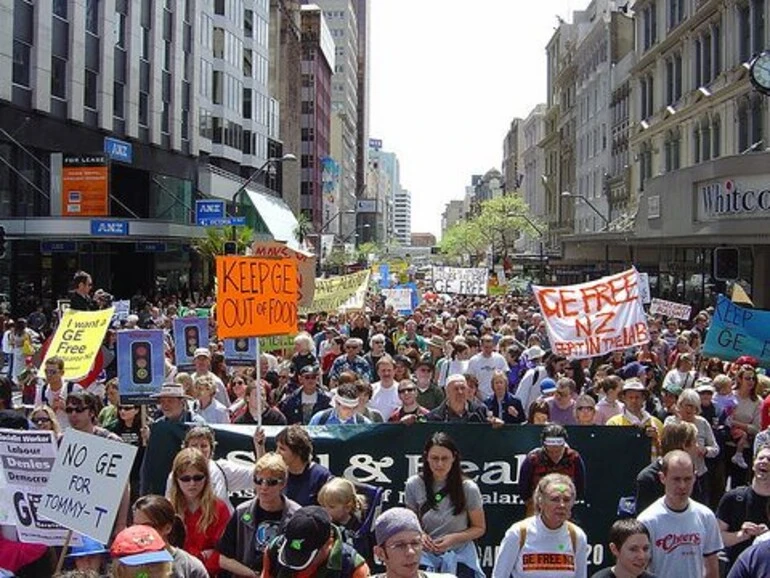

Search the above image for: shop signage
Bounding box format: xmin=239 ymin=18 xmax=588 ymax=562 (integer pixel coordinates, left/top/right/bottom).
xmin=135 ymin=242 xmax=167 ymax=252
xmin=104 ymin=137 xmax=133 ymax=163
xmin=91 ymin=219 xmax=129 ymax=236
xmin=41 ymin=241 xmax=77 ymax=253
xmin=356 ymin=199 xmax=377 ymax=213
xmin=62 ymin=154 xmax=109 ymax=217
xmin=647 ymin=195 xmax=660 ymax=219
xmin=697 ymin=175 xmax=770 ymax=221
xmin=195 ymin=199 xmax=225 ymax=225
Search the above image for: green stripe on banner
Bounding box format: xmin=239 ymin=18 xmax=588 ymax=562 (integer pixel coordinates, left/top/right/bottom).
xmin=141 ymin=422 xmax=648 ymax=574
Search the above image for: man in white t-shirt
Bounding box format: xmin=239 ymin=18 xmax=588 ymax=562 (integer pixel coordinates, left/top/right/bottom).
xmin=467 ymin=334 xmax=508 ymax=398
xmin=34 ymin=356 xmax=83 ymax=429
xmin=638 ymin=450 xmax=722 ymax=578
xmin=369 ymin=356 xmax=401 ymax=418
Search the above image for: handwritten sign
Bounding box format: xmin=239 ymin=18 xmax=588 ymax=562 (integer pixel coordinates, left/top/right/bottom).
xmin=0 ymin=429 xmax=73 ymax=545
xmin=251 ymin=241 xmax=316 ymax=307
xmin=703 ymin=294 xmax=770 ymax=364
xmin=649 ymin=298 xmax=692 ymax=321
xmin=302 ymin=270 xmax=371 ymax=313
xmin=638 ymin=272 xmax=651 ymax=304
xmin=431 ymin=267 xmax=488 ymax=295
xmin=259 ymin=334 xmax=296 ymax=354
xmin=533 ymin=268 xmax=649 ymax=359
xmin=382 ymin=288 xmax=413 ymax=312
xmin=216 ymin=256 xmax=299 ymax=339
xmin=39 ymin=429 xmax=136 ymax=544
xmin=117 ymin=330 xmax=166 ymax=404
xmin=172 ymin=316 xmax=210 ymax=370
xmin=39 ymin=308 xmax=114 ymax=381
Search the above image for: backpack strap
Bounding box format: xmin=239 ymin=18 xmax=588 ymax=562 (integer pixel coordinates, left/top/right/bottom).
xmin=566 ymin=521 xmax=577 ymax=552
xmin=518 ymin=524 xmax=527 ymax=552
xmin=213 ymin=459 xmax=229 ymax=493
xmin=318 ymin=408 xmax=334 ymax=425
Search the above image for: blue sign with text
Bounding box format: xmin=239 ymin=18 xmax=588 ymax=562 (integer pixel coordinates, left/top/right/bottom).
xmin=195 ymin=199 xmax=225 ymax=225
xmin=91 ymin=220 xmax=129 ymax=236
xmin=135 ymin=242 xmax=167 ymax=253
xmin=41 ymin=241 xmax=77 ymax=253
xmin=703 ymin=294 xmax=770 ymax=365
xmin=104 ymin=137 xmax=133 ymax=163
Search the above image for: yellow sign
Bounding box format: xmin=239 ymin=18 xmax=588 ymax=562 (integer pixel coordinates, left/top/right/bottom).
xmin=302 ymin=270 xmax=371 ymax=313
xmin=41 ymin=308 xmax=114 ymax=381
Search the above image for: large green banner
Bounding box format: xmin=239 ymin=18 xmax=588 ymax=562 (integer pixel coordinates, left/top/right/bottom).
xmin=142 ymin=423 xmax=648 ymax=574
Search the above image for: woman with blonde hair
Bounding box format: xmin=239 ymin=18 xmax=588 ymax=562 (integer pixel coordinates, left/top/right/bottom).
xmin=29 ymin=404 xmax=62 ymax=437
xmin=290 ymin=332 xmax=318 ymax=376
xmin=168 ymin=448 xmax=230 ymax=575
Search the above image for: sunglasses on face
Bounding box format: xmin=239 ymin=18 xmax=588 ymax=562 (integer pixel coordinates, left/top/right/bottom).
xmin=398 ymin=387 xmax=416 ymax=394
xmin=253 ymin=476 xmax=282 ymax=487
xmin=31 ymin=416 xmax=51 ymax=424
xmin=65 ymin=406 xmax=88 ymax=414
xmin=177 ymin=474 xmax=206 ymax=483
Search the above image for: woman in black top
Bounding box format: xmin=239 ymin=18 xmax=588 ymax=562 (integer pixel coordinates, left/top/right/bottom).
xmin=108 ymin=403 xmax=144 ymax=505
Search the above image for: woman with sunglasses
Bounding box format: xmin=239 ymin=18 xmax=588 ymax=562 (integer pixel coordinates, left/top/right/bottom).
xmin=725 ymin=365 xmax=762 ymax=477
xmin=108 ymin=402 xmax=144 ymax=504
xmin=29 ymin=404 xmax=61 ymax=437
xmin=169 ymin=447 xmax=231 ymax=576
xmin=405 ymin=432 xmax=486 ymax=578
xmin=218 ymin=452 xmax=301 ymax=576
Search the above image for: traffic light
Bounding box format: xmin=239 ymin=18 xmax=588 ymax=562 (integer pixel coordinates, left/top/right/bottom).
xmin=224 ymin=241 xmax=237 ymax=255
xmin=131 ymin=341 xmax=153 ymax=384
xmin=714 ymin=247 xmax=740 ymax=281
xmin=234 ymin=338 xmax=249 ymax=353
xmin=0 ymin=226 xmax=6 ymax=259
xmin=185 ymin=326 xmax=200 ymax=356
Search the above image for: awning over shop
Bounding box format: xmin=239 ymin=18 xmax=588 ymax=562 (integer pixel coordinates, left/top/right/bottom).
xmin=245 ymin=188 xmax=300 ymax=251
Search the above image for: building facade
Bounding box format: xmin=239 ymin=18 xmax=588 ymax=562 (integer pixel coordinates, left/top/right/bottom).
xmin=441 ymin=200 xmax=465 ymax=235
xmin=393 ymin=187 xmax=411 ymax=245
xmin=0 ymin=0 xmax=203 ymax=312
xmin=502 ymin=118 xmax=524 ymax=193
xmin=519 ymin=103 xmax=547 ymax=254
xmin=299 ymin=5 xmax=334 ymax=229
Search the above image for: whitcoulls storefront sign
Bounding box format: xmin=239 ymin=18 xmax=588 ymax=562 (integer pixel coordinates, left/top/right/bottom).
xmin=697 ymin=176 xmax=770 ymax=221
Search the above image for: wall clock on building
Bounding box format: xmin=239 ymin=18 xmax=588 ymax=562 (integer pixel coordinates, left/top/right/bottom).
xmin=749 ymin=51 xmax=770 ymax=96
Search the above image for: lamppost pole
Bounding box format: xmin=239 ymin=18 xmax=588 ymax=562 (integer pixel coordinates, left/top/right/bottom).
xmin=561 ymin=191 xmax=611 ymax=275
xmin=229 ymin=153 xmax=297 ymax=248
xmin=508 ymin=212 xmax=546 ymax=282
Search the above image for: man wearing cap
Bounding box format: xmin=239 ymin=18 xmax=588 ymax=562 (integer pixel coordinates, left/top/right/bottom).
xmin=518 ymin=424 xmax=586 ymax=515
xmin=279 ymin=365 xmax=332 ymax=425
xmin=656 ymin=381 xmax=683 ymax=423
xmin=309 ymin=383 xmax=371 ymax=425
xmin=192 ymin=347 xmax=229 ymax=406
xmin=262 ymin=505 xmax=369 ymax=578
xmin=607 ymin=379 xmax=664 ymax=461
xmin=426 ymin=374 xmax=490 ymax=424
xmin=371 ymin=507 xmax=454 ymax=578
xmin=514 ymin=346 xmax=548 ymax=413
xmin=467 ymin=334 xmax=508 ymax=399
xmin=150 ymin=383 xmax=206 ymax=425
xmin=413 ymin=359 xmax=444 ymax=411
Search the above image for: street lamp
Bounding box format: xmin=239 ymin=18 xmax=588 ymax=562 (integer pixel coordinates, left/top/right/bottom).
xmin=507 ymin=212 xmax=546 ymax=282
xmin=228 ymin=153 xmax=297 ymax=250
xmin=561 ymin=191 xmax=610 ymax=274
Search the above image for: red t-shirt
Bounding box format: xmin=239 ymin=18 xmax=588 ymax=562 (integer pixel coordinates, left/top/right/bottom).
xmin=182 ymin=498 xmax=231 ymax=575
xmin=761 ymin=395 xmax=770 ymax=431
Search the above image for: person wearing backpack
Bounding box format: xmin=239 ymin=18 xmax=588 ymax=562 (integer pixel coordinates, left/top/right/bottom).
xmin=35 ymin=355 xmax=83 ymax=428
xmin=262 ymin=505 xmax=369 ymax=578
xmin=492 ymin=473 xmax=589 ymax=578
xmin=309 ymin=383 xmax=371 ymax=425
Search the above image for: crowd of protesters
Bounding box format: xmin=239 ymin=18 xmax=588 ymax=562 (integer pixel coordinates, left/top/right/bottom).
xmin=2 ymin=269 xmax=770 ymax=577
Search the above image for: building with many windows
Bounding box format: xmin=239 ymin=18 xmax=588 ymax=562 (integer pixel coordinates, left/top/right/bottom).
xmin=625 ymin=0 xmax=770 ymax=307
xmin=441 ymin=200 xmax=465 ymax=235
xmin=0 ymin=0 xmax=203 ymax=312
xmin=393 ymin=187 xmax=411 ymax=245
xmin=502 ymin=118 xmax=523 ymax=193
xmin=519 ymin=104 xmax=547 ymax=255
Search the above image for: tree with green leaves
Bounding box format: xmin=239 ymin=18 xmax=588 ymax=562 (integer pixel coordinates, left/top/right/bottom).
xmin=191 ymin=226 xmax=254 ymax=262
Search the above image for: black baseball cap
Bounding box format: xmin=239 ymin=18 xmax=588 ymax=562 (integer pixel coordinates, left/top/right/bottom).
xmin=278 ymin=506 xmax=332 ymax=570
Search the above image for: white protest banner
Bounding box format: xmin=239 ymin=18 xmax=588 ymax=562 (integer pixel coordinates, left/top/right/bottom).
xmin=431 ymin=267 xmax=488 ymax=295
xmin=39 ymin=429 xmax=137 ymax=544
xmin=382 ymin=288 xmax=412 ymax=312
xmin=0 ymin=429 xmax=73 ymax=545
xmin=650 ymin=298 xmax=692 ymax=321
xmin=532 ymin=268 xmax=649 ymax=359
xmin=638 ymin=272 xmax=651 ymax=304
xmin=113 ymin=300 xmax=131 ymax=322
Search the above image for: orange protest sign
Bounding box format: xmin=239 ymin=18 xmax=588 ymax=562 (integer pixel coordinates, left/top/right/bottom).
xmin=216 ymin=256 xmax=299 ymax=339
